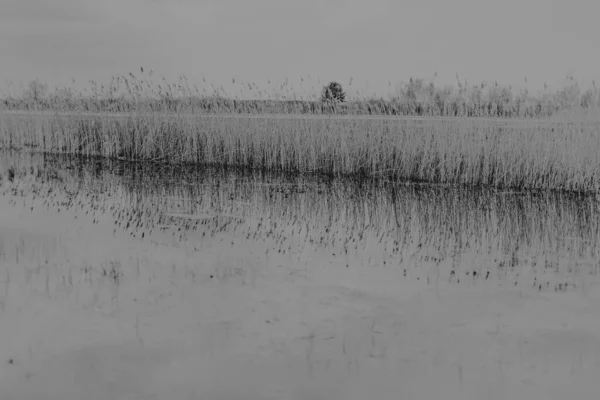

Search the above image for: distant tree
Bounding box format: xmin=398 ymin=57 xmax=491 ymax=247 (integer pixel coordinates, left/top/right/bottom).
xmin=321 ymin=81 xmax=346 ymax=103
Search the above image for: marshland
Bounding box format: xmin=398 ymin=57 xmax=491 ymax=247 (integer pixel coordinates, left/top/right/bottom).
xmin=2 ymin=73 xmax=600 ymax=400
xmin=2 ymin=72 xmax=600 ymax=192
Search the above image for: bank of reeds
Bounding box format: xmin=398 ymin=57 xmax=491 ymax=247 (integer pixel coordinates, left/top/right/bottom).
xmin=2 ymin=70 xmax=599 ymax=118
xmin=2 ymin=70 xmax=600 ymax=191
xmin=1 ymin=110 xmax=600 ymax=192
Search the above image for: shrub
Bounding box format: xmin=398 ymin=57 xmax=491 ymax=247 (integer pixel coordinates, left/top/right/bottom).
xmin=321 ymin=81 xmax=346 ymax=103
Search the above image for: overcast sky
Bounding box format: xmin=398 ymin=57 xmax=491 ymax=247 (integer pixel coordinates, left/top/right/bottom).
xmin=1 ymin=0 xmax=599 ymax=99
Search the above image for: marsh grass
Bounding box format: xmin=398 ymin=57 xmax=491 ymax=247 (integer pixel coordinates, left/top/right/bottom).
xmin=3 ymin=153 xmax=599 ymax=292
xmin=2 ymin=71 xmax=600 ymax=191
xmin=3 ymin=70 xmax=599 ymax=117
xmin=1 ymin=111 xmax=600 ymax=192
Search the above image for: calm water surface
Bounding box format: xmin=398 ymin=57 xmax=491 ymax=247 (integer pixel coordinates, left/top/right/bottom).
xmin=1 ymin=150 xmax=599 ymax=291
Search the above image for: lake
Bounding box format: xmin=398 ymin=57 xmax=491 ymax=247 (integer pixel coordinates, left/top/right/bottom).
xmin=1 ymin=149 xmax=600 ymax=399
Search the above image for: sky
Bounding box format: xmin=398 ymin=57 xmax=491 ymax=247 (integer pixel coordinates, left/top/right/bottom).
xmin=1 ymin=0 xmax=599 ymax=99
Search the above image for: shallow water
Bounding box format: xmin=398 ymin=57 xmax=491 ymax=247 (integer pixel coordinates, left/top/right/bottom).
xmin=1 ymin=149 xmax=599 ymax=291
xmin=3 ymin=149 xmax=600 ymax=399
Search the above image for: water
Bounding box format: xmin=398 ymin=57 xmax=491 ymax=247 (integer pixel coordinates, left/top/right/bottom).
xmin=2 ymin=149 xmax=599 ymax=291
xmin=4 ymin=149 xmax=600 ymax=399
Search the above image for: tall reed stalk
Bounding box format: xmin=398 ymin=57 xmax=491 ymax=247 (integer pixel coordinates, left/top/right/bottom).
xmin=1 ymin=111 xmax=599 ymax=192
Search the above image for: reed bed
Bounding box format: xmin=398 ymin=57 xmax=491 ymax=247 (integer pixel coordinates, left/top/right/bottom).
xmin=3 ymin=70 xmax=599 ymax=118
xmin=1 ymin=70 xmax=600 ymax=192
xmin=1 ymin=110 xmax=600 ymax=192
xmin=2 ymin=152 xmax=599 ymax=290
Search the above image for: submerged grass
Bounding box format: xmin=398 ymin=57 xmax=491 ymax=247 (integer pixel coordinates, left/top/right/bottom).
xmin=2 ymin=152 xmax=599 ymax=293
xmin=1 ymin=110 xmax=600 ymax=192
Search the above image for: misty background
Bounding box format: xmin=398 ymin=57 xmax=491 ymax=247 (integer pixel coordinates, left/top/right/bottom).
xmin=1 ymin=0 xmax=599 ymax=99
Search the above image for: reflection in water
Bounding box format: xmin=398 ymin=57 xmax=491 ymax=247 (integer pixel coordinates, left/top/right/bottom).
xmin=2 ymin=150 xmax=600 ymax=289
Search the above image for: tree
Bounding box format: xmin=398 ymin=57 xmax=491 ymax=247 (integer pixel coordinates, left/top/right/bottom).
xmin=321 ymin=81 xmax=346 ymax=103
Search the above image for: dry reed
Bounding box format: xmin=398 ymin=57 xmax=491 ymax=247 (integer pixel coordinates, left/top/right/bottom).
xmin=1 ymin=111 xmax=600 ymax=192
xmin=1 ymin=71 xmax=600 ymax=192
